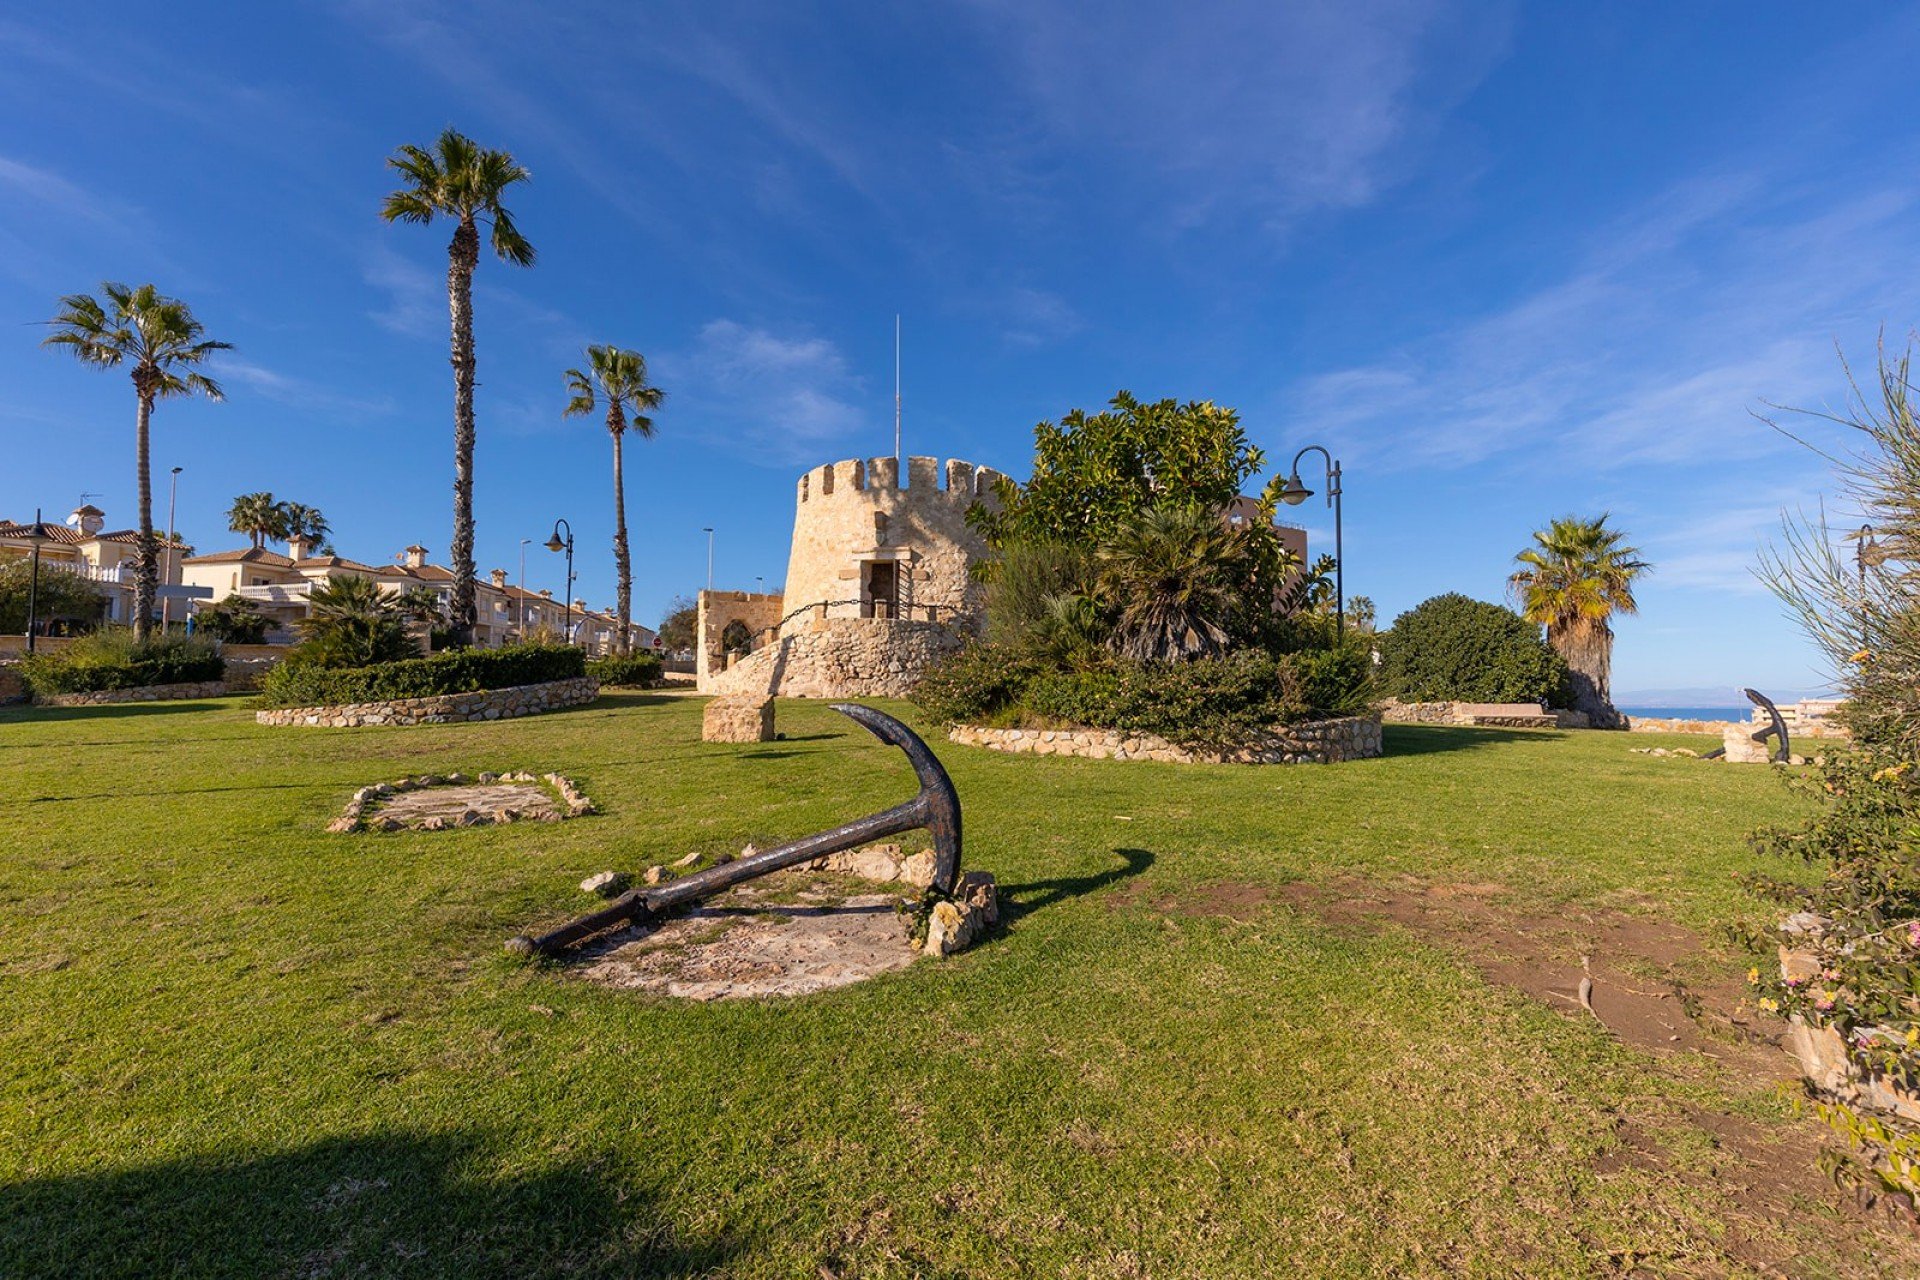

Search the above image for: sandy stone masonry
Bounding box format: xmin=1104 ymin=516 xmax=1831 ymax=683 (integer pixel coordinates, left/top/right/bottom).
xmin=256 ymin=676 xmax=598 ymax=727
xmin=328 ymin=770 xmax=595 ymax=832
xmin=707 ymin=618 xmax=968 ymax=699
xmin=36 ymin=679 xmax=229 ymax=707
xmin=949 ymin=713 xmax=1383 ymax=764
xmin=703 ymin=694 xmax=774 ymax=742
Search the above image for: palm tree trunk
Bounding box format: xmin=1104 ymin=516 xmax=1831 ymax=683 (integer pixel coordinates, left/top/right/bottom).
xmin=610 ymin=414 xmax=631 ymax=656
xmin=131 ymin=377 xmax=157 ymax=643
xmin=1553 ymin=618 xmax=1620 ymax=728
xmin=446 ymin=217 xmax=481 ymax=646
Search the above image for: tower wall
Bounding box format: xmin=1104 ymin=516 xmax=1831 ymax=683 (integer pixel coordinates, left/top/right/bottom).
xmin=781 ymin=455 xmax=1003 ymax=631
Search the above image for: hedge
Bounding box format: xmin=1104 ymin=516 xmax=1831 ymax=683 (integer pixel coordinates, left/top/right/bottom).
xmin=255 ymin=644 xmax=586 ymax=709
xmin=913 ymin=644 xmax=1375 ymax=748
xmin=586 ymin=652 xmax=664 ymax=687
xmin=18 ymin=632 xmax=226 ymax=695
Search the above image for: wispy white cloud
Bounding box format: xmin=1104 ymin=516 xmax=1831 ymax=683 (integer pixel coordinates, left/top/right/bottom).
xmin=0 ymin=154 xmax=130 ymax=231
xmin=221 ymin=358 xmax=396 ymax=418
xmin=1282 ymin=174 xmax=1920 ymax=475
xmin=1001 ymin=287 xmax=1084 ymax=349
xmin=362 ymin=244 xmax=441 ymax=338
xmin=659 ymin=319 xmax=871 ymax=464
xmin=973 ymin=0 xmax=1513 ymax=230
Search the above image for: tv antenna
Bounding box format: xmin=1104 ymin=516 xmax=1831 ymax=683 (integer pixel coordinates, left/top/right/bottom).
xmin=67 ymin=492 xmax=103 ymax=525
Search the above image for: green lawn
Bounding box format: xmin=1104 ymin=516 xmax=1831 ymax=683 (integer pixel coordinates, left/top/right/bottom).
xmin=0 ymin=694 xmax=1897 ymax=1276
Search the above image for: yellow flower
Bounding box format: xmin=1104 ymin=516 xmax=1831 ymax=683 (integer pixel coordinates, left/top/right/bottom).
xmin=1758 ymin=997 xmax=1780 ymax=1014
xmin=1747 ymin=967 xmax=1760 ymax=985
xmin=1907 ymin=1027 xmax=1919 ymax=1049
xmin=1850 ymin=648 xmax=1872 ymax=663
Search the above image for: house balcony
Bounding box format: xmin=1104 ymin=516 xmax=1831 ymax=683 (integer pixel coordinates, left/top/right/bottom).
xmin=233 ymin=583 xmax=314 ymax=605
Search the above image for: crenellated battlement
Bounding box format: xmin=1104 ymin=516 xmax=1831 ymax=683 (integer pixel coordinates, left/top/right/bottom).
xmin=796 ymin=456 xmax=1007 ymax=506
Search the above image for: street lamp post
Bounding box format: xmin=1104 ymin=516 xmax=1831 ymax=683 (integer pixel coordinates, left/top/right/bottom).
xmin=703 ymin=527 xmax=715 ymax=592
xmin=545 ymin=519 xmax=576 ymax=645
xmin=1274 ymin=445 xmax=1345 ymax=639
xmin=518 ymin=537 xmax=531 ymax=640
xmin=161 ymin=466 xmax=183 ymax=630
xmin=23 ymin=508 xmax=48 ymax=655
xmin=1855 ymin=523 xmax=1884 ymax=648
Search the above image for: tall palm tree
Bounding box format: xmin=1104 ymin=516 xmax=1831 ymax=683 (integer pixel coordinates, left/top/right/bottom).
xmin=1097 ymin=505 xmax=1240 ymax=662
xmin=563 ymin=345 xmax=664 ymax=655
xmin=280 ymin=501 xmax=331 ymax=553
xmin=227 ymin=491 xmax=283 ymax=549
xmin=44 ymin=283 xmax=228 ymax=642
xmin=1509 ymin=514 xmax=1650 ymax=727
xmin=380 ymin=128 xmax=534 ymax=646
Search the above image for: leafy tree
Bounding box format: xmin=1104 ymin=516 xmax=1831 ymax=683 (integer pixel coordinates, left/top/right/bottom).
xmin=1097 ymin=506 xmax=1240 ymax=662
xmin=381 ymin=128 xmax=534 ymax=646
xmin=984 ymin=538 xmax=1096 ymax=650
xmin=227 ymin=492 xmax=284 ymax=548
xmin=43 ymin=283 xmax=229 ymax=641
xmin=0 ymin=561 xmax=104 ymax=634
xmin=657 ymin=595 xmax=697 ymax=653
xmin=1377 ymin=593 xmax=1569 ymax=705
xmin=564 ymin=345 xmax=664 ymax=655
xmin=194 ymin=593 xmax=270 ymax=644
xmin=975 ymin=391 xmax=1268 ymax=548
xmin=290 ymin=576 xmax=413 ymax=669
xmin=1508 ymin=515 xmax=1649 ymax=727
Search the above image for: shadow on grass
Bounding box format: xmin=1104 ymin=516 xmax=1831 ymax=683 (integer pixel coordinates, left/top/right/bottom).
xmin=0 ymin=697 xmax=247 ymax=724
xmin=999 ymin=846 xmax=1155 ymax=922
xmin=1380 ymin=724 xmax=1545 ymax=757
xmin=0 ymin=1130 xmax=737 ymax=1279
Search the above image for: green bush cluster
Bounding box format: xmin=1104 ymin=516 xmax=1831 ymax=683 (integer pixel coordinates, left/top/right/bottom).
xmin=256 ymin=643 xmax=585 ymax=709
xmin=586 ymin=652 xmax=664 ymax=687
xmin=913 ymin=643 xmax=1373 ymax=747
xmin=18 ymin=630 xmax=225 ymax=694
xmin=194 ymin=594 xmax=271 ymax=644
xmin=1376 ymin=593 xmax=1569 ymax=705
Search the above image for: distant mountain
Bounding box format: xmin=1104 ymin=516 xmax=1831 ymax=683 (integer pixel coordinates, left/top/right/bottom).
xmin=1614 ymin=685 xmax=1835 ymax=708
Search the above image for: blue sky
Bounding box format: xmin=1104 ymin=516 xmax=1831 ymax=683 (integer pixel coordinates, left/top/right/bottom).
xmin=2 ymin=2 xmax=1913 ymax=695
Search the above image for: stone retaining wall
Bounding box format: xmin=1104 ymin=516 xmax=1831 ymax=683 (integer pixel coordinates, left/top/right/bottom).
xmin=255 ymin=676 xmax=599 ymax=728
xmin=0 ymin=666 xmax=23 ymax=704
xmin=1380 ymin=699 xmax=1560 ymax=728
xmin=707 ymin=618 xmax=968 ymax=699
xmin=948 ymin=713 xmax=1383 ymax=765
xmin=35 ymin=680 xmax=229 ymax=707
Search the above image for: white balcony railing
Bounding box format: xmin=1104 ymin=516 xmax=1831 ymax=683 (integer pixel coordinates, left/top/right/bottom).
xmin=233 ymin=583 xmax=314 ymax=605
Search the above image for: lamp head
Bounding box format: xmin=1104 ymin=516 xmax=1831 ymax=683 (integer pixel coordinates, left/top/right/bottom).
xmin=1277 ymin=473 xmax=1313 ymax=507
xmin=544 ymin=532 xmax=566 ymax=553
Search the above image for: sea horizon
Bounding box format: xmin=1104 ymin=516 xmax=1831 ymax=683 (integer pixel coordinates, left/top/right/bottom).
xmin=1618 ymin=706 xmax=1751 ymax=722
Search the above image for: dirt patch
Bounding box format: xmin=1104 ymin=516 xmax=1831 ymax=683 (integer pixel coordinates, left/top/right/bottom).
xmin=574 ymin=876 xmax=920 ymax=1000
xmin=1110 ymin=879 xmax=1273 ymax=921
xmin=1279 ymin=875 xmax=1920 ymax=1271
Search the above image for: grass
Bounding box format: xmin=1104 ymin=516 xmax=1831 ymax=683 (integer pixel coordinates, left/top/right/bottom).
xmin=0 ymin=692 xmax=1893 ymax=1276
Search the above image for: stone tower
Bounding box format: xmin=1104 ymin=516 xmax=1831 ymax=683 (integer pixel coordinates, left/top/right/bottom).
xmin=696 ymin=455 xmax=1005 ymax=697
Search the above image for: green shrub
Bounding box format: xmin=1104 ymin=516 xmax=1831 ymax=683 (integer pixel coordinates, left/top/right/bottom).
xmin=287 ymin=577 xmax=415 ymax=669
xmin=19 ymin=630 xmax=224 ymax=694
xmin=0 ymin=560 xmax=106 ymax=634
xmin=916 ymin=645 xmax=1375 ymax=747
xmin=1376 ymin=593 xmax=1569 ymax=705
xmin=910 ymin=642 xmax=1039 ymax=726
xmin=195 ymin=594 xmax=271 ymax=644
xmin=587 ymin=652 xmax=664 ymax=687
xmin=256 ymin=643 xmax=586 ymax=709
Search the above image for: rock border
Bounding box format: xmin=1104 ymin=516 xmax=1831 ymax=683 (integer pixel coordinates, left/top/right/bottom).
xmin=257 ymin=676 xmax=598 ymax=728
xmin=35 ymin=679 xmax=229 ymax=707
xmin=328 ymin=770 xmax=596 ymax=833
xmin=947 ymin=713 xmax=1383 ymax=764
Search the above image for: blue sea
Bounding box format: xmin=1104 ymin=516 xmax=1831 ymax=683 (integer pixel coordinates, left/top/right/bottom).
xmin=1618 ymin=706 xmax=1750 ymax=722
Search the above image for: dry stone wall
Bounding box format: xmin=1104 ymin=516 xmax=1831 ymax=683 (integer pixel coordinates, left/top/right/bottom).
xmin=707 ymin=618 xmax=969 ymax=699
xmin=36 ymin=679 xmax=229 ymax=707
xmin=255 ymin=676 xmax=598 ymax=727
xmin=949 ymin=714 xmax=1383 ymax=765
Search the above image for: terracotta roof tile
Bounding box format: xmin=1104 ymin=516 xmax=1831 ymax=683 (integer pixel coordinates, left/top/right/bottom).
xmin=182 ymin=546 xmax=296 ymax=567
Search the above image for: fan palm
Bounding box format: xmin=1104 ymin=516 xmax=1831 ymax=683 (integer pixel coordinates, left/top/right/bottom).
xmin=280 ymin=501 xmax=331 ymax=553
xmin=1098 ymin=505 xmax=1239 ymax=662
xmin=563 ymin=345 xmax=664 ymax=655
xmin=43 ymin=283 xmax=228 ymax=642
xmin=381 ymin=128 xmax=534 ymax=645
xmin=297 ymin=576 xmax=413 ymax=668
xmin=1509 ymin=514 xmax=1650 ymax=726
xmin=226 ymin=492 xmax=284 ymax=549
